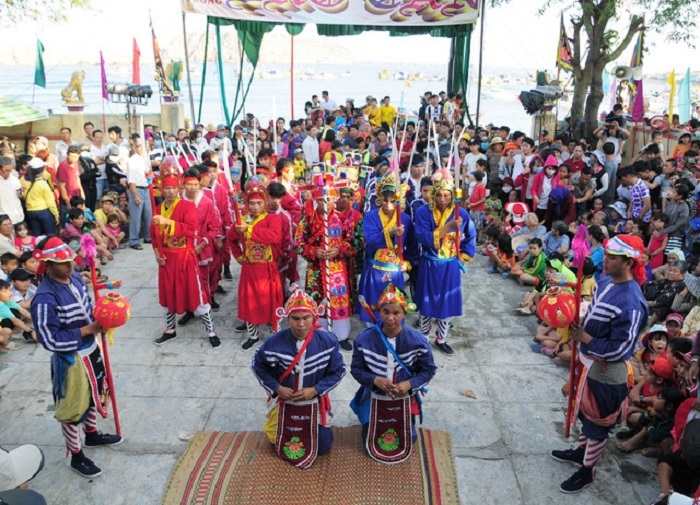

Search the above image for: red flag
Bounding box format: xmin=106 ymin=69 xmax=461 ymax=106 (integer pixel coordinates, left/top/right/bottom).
xmin=100 ymin=51 xmax=108 ymax=100
xmin=132 ymin=38 xmax=141 ymax=85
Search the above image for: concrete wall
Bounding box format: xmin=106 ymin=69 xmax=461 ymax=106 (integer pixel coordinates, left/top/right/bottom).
xmin=0 ymin=103 xmax=184 ymax=151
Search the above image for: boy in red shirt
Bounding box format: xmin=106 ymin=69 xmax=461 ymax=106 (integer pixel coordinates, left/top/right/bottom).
xmin=468 ymin=170 xmax=487 ymax=243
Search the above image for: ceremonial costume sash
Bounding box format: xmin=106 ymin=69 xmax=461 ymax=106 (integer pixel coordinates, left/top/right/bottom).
xmin=79 ymin=343 xmax=109 ymax=419
xmin=366 ymin=393 xmax=412 ymax=464
xmin=276 ymin=398 xmax=319 ymax=469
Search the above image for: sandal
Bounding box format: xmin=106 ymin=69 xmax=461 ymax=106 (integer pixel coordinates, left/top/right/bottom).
xmin=4 ymin=342 xmax=21 ymax=351
xmin=616 ymin=427 xmax=634 ymax=440
xmin=642 ymin=447 xmax=661 ymax=458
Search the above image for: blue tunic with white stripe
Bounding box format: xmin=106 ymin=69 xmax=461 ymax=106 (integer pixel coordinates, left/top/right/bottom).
xmin=251 ymin=328 xmax=346 ymax=398
xmin=350 ymin=325 xmax=437 ymax=425
xmin=580 ymin=276 xmax=648 ymax=363
xmin=31 ymin=272 xmax=96 ymax=354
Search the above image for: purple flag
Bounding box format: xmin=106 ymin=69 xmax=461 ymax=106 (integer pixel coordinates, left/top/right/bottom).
xmin=100 ymin=51 xmax=108 ymax=100
xmin=631 ymin=79 xmax=645 ymax=122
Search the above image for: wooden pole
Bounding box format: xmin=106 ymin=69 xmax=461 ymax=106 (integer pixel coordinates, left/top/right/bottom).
xmin=475 ymin=0 xmax=486 ymax=129
xmin=290 ymin=35 xmax=295 ymax=119
xmin=182 ymin=11 xmax=197 ymax=127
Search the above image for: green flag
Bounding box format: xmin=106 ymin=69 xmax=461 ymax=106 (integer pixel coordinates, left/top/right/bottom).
xmin=34 ymin=39 xmax=46 ymax=88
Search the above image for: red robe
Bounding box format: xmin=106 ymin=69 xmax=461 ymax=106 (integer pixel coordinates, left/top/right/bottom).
xmin=227 ymin=213 xmax=283 ymax=325
xmin=150 ymin=198 xmax=209 ymax=314
xmin=184 ymin=191 xmax=221 ymax=266
xmin=203 ymin=181 xmax=233 ymax=286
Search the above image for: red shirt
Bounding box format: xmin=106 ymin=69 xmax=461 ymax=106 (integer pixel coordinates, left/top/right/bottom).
xmin=470 ymin=183 xmax=486 ymax=211
xmin=565 ymin=158 xmax=586 ymax=174
xmin=56 ymin=161 xmax=82 ymax=200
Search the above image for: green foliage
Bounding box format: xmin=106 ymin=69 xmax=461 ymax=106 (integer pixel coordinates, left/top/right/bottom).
xmin=0 ymin=0 xmax=90 ymax=27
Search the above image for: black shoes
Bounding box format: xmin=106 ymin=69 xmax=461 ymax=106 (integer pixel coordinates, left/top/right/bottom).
xmin=84 ymin=431 xmax=123 ymax=447
xmin=178 ymin=312 xmax=195 ymax=326
xmin=129 ymin=244 xmax=143 ymax=250
xmin=216 ymin=285 xmax=227 ymax=295
xmin=559 ymin=466 xmax=594 ymax=493
xmin=210 ymin=298 xmax=220 ymax=311
xmin=71 ymin=451 xmax=102 ymax=479
xmin=242 ymin=337 xmax=260 ymax=350
xmin=223 ymin=266 xmax=233 ymax=280
xmin=154 ymin=331 xmax=177 ymax=346
xmin=235 ymin=322 xmax=246 ymax=332
xmin=209 ymin=335 xmax=221 ymax=348
xmin=551 ymin=446 xmax=584 ymax=467
xmin=338 ymin=339 xmax=352 ymax=352
xmin=434 ymin=340 xmax=454 ymax=356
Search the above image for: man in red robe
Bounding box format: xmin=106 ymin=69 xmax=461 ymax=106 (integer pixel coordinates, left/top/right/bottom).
xmin=267 ymin=182 xmax=294 ymax=299
xmin=201 ymin=162 xmax=234 ymax=298
xmin=276 ymin=158 xmax=302 ymax=284
xmin=150 ymin=173 xmax=220 ymax=348
xmin=227 ymin=177 xmax=284 ymax=350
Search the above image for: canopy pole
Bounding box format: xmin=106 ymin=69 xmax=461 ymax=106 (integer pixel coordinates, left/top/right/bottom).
xmin=475 ymin=0 xmax=486 ymax=128
xmin=290 ymin=34 xmax=295 ymax=119
xmin=182 ymin=11 xmax=196 ymax=127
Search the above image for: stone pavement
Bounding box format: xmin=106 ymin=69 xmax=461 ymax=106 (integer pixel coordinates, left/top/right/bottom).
xmin=0 ymin=247 xmax=661 ymax=505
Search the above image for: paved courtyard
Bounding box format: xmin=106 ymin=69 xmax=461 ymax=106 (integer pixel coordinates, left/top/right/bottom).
xmin=0 ymin=248 xmax=661 ymax=504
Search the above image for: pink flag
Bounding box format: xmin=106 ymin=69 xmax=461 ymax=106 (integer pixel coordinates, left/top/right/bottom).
xmin=132 ymin=38 xmax=141 ymax=85
xmin=609 ymin=78 xmax=617 ymax=111
xmin=100 ymin=51 xmax=108 ymax=100
xmin=631 ymin=79 xmax=645 ymax=122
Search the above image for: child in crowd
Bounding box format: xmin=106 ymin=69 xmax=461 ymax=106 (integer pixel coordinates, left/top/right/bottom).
xmin=83 ymin=221 xmax=112 ymax=262
xmin=616 ymin=387 xmax=685 ymax=456
xmin=0 ymin=279 xmax=35 ymax=343
xmin=542 ymin=221 xmax=570 ymax=256
xmin=9 ymin=268 xmax=36 ymax=310
xmin=293 ymin=148 xmax=307 ymax=182
xmin=0 ymin=253 xmax=19 ymax=282
xmin=488 ymin=234 xmax=515 ymax=277
xmin=105 ymin=213 xmax=126 ymax=249
xmin=59 ymin=208 xmax=85 ymax=249
xmin=617 ymin=357 xmax=676 ymax=442
xmin=480 ymin=225 xmax=500 ymax=258
xmin=484 ymin=188 xmax=502 ymax=226
xmin=607 ymin=202 xmax=627 ymax=236
xmin=630 ymin=325 xmax=670 ymax=381
xmin=512 ymin=238 xmax=546 ymax=288
xmin=647 ymin=213 xmax=670 ymax=270
xmin=672 ymin=351 xmax=698 ymax=398
xmin=13 ymin=222 xmax=38 ymax=254
xmin=70 ymin=196 xmax=95 ymax=223
xmin=18 ymin=251 xmax=40 ymax=285
xmin=468 ymin=170 xmax=487 ymax=243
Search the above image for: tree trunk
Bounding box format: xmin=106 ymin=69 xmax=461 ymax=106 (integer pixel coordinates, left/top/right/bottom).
xmin=583 ymin=62 xmax=606 ymax=140
xmin=569 ymin=70 xmax=590 ymax=140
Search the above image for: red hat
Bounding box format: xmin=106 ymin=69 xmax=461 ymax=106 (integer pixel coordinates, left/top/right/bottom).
xmin=603 ymin=234 xmax=646 ymax=285
xmin=33 ymin=237 xmax=76 ymax=263
xmin=505 ymin=202 xmax=529 ymax=218
xmin=650 ymin=358 xmax=675 ymax=381
xmin=673 ymin=351 xmax=692 ymax=365
xmin=503 ymin=141 xmax=519 ymax=154
xmin=244 ymin=176 xmax=268 ymax=203
xmin=161 ymin=175 xmax=180 ymax=188
xmin=665 ymin=313 xmax=684 ymax=327
xmin=275 ymin=288 xmax=324 ymax=319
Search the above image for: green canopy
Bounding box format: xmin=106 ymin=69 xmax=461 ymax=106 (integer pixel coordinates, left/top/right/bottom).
xmin=0 ymin=96 xmax=47 ymax=128
xmin=200 ymin=17 xmax=474 ymax=126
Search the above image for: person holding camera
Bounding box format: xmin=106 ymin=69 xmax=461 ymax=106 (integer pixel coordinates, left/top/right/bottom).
xmin=593 ymin=119 xmax=630 ymax=166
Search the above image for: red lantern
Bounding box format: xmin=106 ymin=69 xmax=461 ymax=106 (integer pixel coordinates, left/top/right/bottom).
xmin=93 ymin=292 xmax=132 ymax=345
xmin=537 ymin=287 xmax=576 ymax=328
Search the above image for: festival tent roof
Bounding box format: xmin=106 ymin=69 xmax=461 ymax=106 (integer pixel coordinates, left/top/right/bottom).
xmin=0 ymin=95 xmax=47 ymax=127
xmin=182 ymin=1 xmax=477 ymax=125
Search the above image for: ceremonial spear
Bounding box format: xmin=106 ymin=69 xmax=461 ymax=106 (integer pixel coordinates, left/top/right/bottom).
xmin=390 ymin=126 xmax=404 ymax=263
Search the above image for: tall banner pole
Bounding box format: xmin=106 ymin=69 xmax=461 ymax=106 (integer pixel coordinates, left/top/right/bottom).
xmin=182 ymin=11 xmax=197 ymax=126
xmin=290 ymin=35 xmax=295 ymax=119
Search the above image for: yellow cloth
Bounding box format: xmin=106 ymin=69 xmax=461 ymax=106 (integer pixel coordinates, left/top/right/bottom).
xmin=264 ymin=405 xmax=279 ymax=443
xmin=293 ymin=159 xmax=307 ymax=179
xmin=21 ymin=178 xmax=58 ymax=217
xmin=368 ymin=106 xmax=382 ymax=127
xmin=581 ymin=276 xmax=596 ymax=299
xmin=379 ymin=105 xmax=396 ymax=126
xmin=94 ymin=208 xmax=108 ymax=224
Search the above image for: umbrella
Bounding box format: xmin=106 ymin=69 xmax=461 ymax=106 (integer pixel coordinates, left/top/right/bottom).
xmin=0 ymin=96 xmax=47 ymax=128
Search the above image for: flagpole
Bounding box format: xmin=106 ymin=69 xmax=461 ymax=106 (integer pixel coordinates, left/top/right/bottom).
xmin=475 ymin=0 xmax=486 ymax=129
xmin=182 ymin=11 xmax=197 ymax=127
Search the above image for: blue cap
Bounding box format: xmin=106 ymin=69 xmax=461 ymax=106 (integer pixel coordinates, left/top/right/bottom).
xmin=690 ymin=217 xmax=700 ymax=232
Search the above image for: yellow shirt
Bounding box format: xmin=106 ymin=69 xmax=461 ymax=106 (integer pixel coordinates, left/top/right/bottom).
xmin=94 ymin=208 xmax=109 ymax=224
xmin=379 ymin=105 xmax=396 ymax=127
xmin=21 ymin=178 xmax=58 ymax=218
xmin=368 ymin=106 xmax=382 ymax=127
xmin=293 ymin=158 xmax=307 ymax=179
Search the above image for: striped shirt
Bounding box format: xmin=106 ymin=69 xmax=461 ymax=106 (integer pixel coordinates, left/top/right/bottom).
xmin=629 ymin=178 xmax=651 ymax=222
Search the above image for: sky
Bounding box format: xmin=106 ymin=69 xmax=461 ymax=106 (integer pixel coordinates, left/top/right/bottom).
xmin=2 ymin=0 xmax=699 ymax=73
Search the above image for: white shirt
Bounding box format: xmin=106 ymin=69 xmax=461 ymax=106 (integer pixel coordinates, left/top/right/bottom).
xmin=302 ymin=136 xmax=320 ymax=165
xmin=127 ymin=154 xmax=149 ymax=187
xmin=107 ymin=140 xmax=130 ymax=173
xmin=55 ymin=140 xmax=77 ymax=163
xmin=321 ymin=99 xmax=337 ymax=112
xmin=463 ymin=152 xmax=486 ymax=172
xmin=0 ymin=173 xmax=24 ymax=224
xmin=209 ymin=136 xmax=232 ymax=154
xmin=90 ymin=144 xmax=109 ymax=179
xmin=539 ymin=175 xmax=553 ymax=209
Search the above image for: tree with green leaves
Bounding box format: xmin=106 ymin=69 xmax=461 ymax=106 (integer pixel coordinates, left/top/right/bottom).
xmin=493 ymin=0 xmax=698 ymax=139
xmin=0 ymin=0 xmax=90 ymax=26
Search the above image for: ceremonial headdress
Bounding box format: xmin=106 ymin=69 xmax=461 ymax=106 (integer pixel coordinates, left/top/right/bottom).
xmin=33 ymin=237 xmax=76 ymax=263
xmin=244 ymin=176 xmax=268 ymax=203
xmin=377 ymin=284 xmax=416 ymax=313
xmin=375 ymin=172 xmax=407 ymax=203
xmin=603 ymin=234 xmax=646 ymax=285
xmin=275 ymin=288 xmax=325 ymax=318
xmin=429 ymin=177 xmax=455 ymax=209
